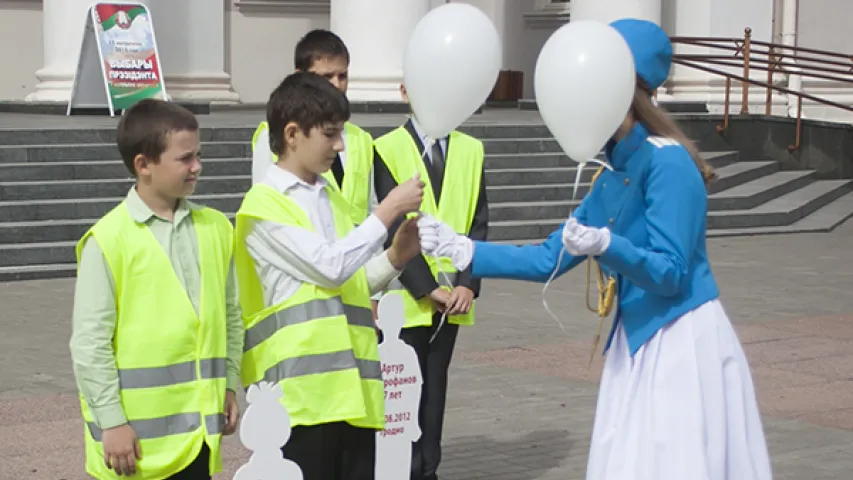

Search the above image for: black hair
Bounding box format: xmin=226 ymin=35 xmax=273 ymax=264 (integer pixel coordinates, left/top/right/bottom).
xmin=266 ymin=71 xmax=351 ymax=156
xmin=294 ymin=29 xmax=350 ymax=71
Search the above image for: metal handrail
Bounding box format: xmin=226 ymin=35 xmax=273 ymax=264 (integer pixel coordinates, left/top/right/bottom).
xmin=670 ymin=27 xmax=853 ymax=151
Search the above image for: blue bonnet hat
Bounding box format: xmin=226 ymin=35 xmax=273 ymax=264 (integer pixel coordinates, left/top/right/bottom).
xmin=609 ymin=18 xmax=672 ymax=90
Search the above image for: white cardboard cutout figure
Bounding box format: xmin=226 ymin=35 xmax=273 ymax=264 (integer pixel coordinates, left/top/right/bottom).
xmin=233 ymin=381 xmax=303 ymax=480
xmin=375 ymin=293 xmax=423 ymax=480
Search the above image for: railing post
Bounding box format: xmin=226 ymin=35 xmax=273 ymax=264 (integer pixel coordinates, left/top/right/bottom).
xmin=741 ymin=27 xmax=752 ymax=114
xmin=765 ymin=45 xmax=774 ymax=115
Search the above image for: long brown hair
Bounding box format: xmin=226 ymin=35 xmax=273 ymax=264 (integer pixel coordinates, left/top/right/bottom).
xmin=632 ymin=79 xmax=716 ymax=183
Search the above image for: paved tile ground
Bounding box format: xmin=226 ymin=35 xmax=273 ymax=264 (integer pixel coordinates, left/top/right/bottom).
xmin=2 ymin=218 xmax=853 ymax=479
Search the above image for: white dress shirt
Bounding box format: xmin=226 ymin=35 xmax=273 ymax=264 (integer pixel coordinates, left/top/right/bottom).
xmin=245 ymin=164 xmax=401 ymax=308
xmin=251 ymin=125 xmax=379 ymax=214
xmin=408 ymin=115 xmax=448 ymax=164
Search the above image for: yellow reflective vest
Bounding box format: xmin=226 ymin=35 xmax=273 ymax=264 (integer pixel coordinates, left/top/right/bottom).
xmin=75 ymin=203 xmax=233 ymax=480
xmin=234 ymin=182 xmax=384 ymax=430
xmin=252 ymin=121 xmax=374 ymax=224
xmin=374 ymin=127 xmax=484 ymax=328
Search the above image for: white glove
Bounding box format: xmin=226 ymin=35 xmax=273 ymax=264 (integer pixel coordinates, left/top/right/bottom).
xmin=561 ymin=217 xmax=611 ymax=256
xmin=416 ymin=213 xmax=474 ymax=270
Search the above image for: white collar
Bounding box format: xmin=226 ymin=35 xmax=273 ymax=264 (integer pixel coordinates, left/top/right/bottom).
xmin=409 ymin=115 xmax=446 ymax=145
xmin=263 ymin=164 xmax=328 ymax=193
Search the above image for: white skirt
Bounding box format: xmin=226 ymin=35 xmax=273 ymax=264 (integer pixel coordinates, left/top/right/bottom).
xmin=586 ymin=299 xmax=773 ymax=480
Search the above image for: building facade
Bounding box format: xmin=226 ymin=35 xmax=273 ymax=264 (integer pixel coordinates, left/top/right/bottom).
xmin=0 ymin=0 xmax=850 ymax=121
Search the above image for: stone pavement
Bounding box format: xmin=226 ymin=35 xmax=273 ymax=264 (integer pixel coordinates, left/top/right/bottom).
xmin=2 ymin=219 xmax=853 ymax=479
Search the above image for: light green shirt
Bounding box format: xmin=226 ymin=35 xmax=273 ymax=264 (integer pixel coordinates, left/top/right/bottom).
xmin=69 ymin=187 xmax=243 ymax=430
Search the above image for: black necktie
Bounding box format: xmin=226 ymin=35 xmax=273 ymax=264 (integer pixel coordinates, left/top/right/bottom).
xmin=331 ymin=153 xmax=345 ymax=189
xmin=430 ymin=140 xmax=445 ymax=200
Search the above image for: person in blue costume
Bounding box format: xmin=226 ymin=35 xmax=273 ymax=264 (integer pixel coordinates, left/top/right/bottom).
xmin=417 ymin=18 xmax=773 ymax=480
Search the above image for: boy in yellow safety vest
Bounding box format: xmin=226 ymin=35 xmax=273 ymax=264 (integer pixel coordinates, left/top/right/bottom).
xmin=236 ymin=71 xmax=425 ymax=480
xmin=251 ymin=28 xmax=383 ymax=318
xmin=372 ymin=84 xmax=489 ymax=480
xmin=69 ymin=99 xmax=243 ymax=479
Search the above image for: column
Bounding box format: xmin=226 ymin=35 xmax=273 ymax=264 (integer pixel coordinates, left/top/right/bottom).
xmin=26 ymin=0 xmax=101 ymax=102
xmin=569 ymin=0 xmax=658 ymax=24
xmin=330 ymin=0 xmax=431 ymax=102
xmin=640 ymin=0 xmax=662 ymax=25
xmin=667 ymin=0 xmax=713 ymax=101
xmin=145 ymin=0 xmax=239 ymax=104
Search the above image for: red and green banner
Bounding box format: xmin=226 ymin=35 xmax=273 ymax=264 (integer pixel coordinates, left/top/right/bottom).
xmin=91 ymin=3 xmax=166 ymax=110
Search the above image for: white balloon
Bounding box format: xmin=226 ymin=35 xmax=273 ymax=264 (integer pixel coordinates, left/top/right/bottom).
xmin=403 ymin=3 xmax=501 ymax=140
xmin=534 ymin=20 xmax=636 ymax=164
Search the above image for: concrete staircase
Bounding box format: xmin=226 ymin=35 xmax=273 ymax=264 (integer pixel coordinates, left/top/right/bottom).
xmin=2 ymin=123 xmax=853 ymax=281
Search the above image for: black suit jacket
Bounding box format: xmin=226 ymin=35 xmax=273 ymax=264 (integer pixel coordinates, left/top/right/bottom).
xmin=373 ymin=120 xmax=489 ymax=300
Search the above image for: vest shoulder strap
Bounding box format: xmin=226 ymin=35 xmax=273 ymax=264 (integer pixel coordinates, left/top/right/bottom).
xmin=252 ymin=121 xmax=269 ymax=152
xmin=448 ymin=130 xmax=483 ymax=150
xmin=344 ymin=121 xmax=373 ymax=143
xmin=237 ymin=183 xmax=312 ymax=230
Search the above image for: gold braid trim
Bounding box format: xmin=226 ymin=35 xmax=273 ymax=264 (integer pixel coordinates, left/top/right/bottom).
xmin=584 ymin=166 xmax=617 ymax=367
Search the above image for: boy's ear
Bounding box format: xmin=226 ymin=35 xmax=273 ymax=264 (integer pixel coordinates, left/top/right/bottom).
xmin=134 ymin=154 xmax=154 ymax=177
xmin=283 ymin=122 xmax=301 ymax=148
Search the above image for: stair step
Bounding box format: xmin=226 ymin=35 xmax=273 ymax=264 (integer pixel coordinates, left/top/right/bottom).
xmin=485 ymin=167 xmax=586 ymax=187
xmin=0 ymin=127 xmax=259 ymax=146
xmin=0 ymin=263 xmax=77 ymax=282
xmin=489 ymin=199 xmax=581 ymax=223
xmin=485 ymin=152 xmax=575 ymax=169
xmin=485 ymin=178 xmax=853 ymax=241
xmin=707 ymin=179 xmax=853 ymax=229
xmin=0 ymin=152 xmax=595 ymax=182
xmin=0 ymin=157 xmax=252 ymax=181
xmin=0 ymin=142 xmax=251 ymax=163
xmin=0 ymin=168 xmax=589 ymax=201
xmin=707 ymin=161 xmax=778 ymax=194
xmin=0 ymin=218 xmax=95 ymax=244
xmin=0 ymin=125 xmax=571 ymax=147
xmin=0 ymin=176 xmax=252 ymax=201
xmin=709 ymin=170 xmax=816 ymax=210
xmin=0 ymin=193 xmax=245 ymax=222
xmin=487 ymin=183 xmax=588 ymax=203
xmin=0 ymin=240 xmax=77 ymax=268
xmin=488 ymin=218 xmax=566 ymax=241
xmin=481 ymin=138 xmax=562 ymax=155
xmin=708 ymin=190 xmax=853 ymax=237
xmin=703 ymin=151 xmax=740 ymax=168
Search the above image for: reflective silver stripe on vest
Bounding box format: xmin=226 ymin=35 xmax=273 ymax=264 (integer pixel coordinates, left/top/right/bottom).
xmin=260 ymin=349 xmax=382 ymax=384
xmin=118 ymin=358 xmax=228 ymax=389
xmin=205 ymin=413 xmax=225 ymax=436
xmin=87 ymin=412 xmax=224 ymax=442
xmin=244 ymin=297 xmax=374 ymax=352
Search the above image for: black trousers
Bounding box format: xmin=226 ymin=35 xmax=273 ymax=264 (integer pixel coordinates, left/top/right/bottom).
xmin=281 ymin=421 xmax=376 ymax=480
xmin=166 ymin=443 xmax=210 ymax=479
xmin=400 ymin=314 xmax=460 ymax=480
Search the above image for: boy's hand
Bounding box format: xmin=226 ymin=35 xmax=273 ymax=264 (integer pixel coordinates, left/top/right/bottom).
xmin=223 ymin=390 xmax=240 ymax=436
xmin=429 ymin=287 xmax=451 ymax=313
xmin=102 ymin=424 xmax=141 ymax=476
xmin=447 ymin=286 xmax=474 ymax=315
xmin=375 ymin=173 xmax=424 ymax=227
xmin=388 ymin=217 xmax=421 ymax=270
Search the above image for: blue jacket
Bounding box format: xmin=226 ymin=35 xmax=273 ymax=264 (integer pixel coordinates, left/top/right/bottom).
xmin=471 ymin=123 xmax=720 ymax=355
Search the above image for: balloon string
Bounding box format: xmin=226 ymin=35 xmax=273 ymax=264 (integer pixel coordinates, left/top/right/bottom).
xmin=540 ymin=157 xmax=615 ymax=334
xmin=419 ymin=137 xmax=454 ymax=345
